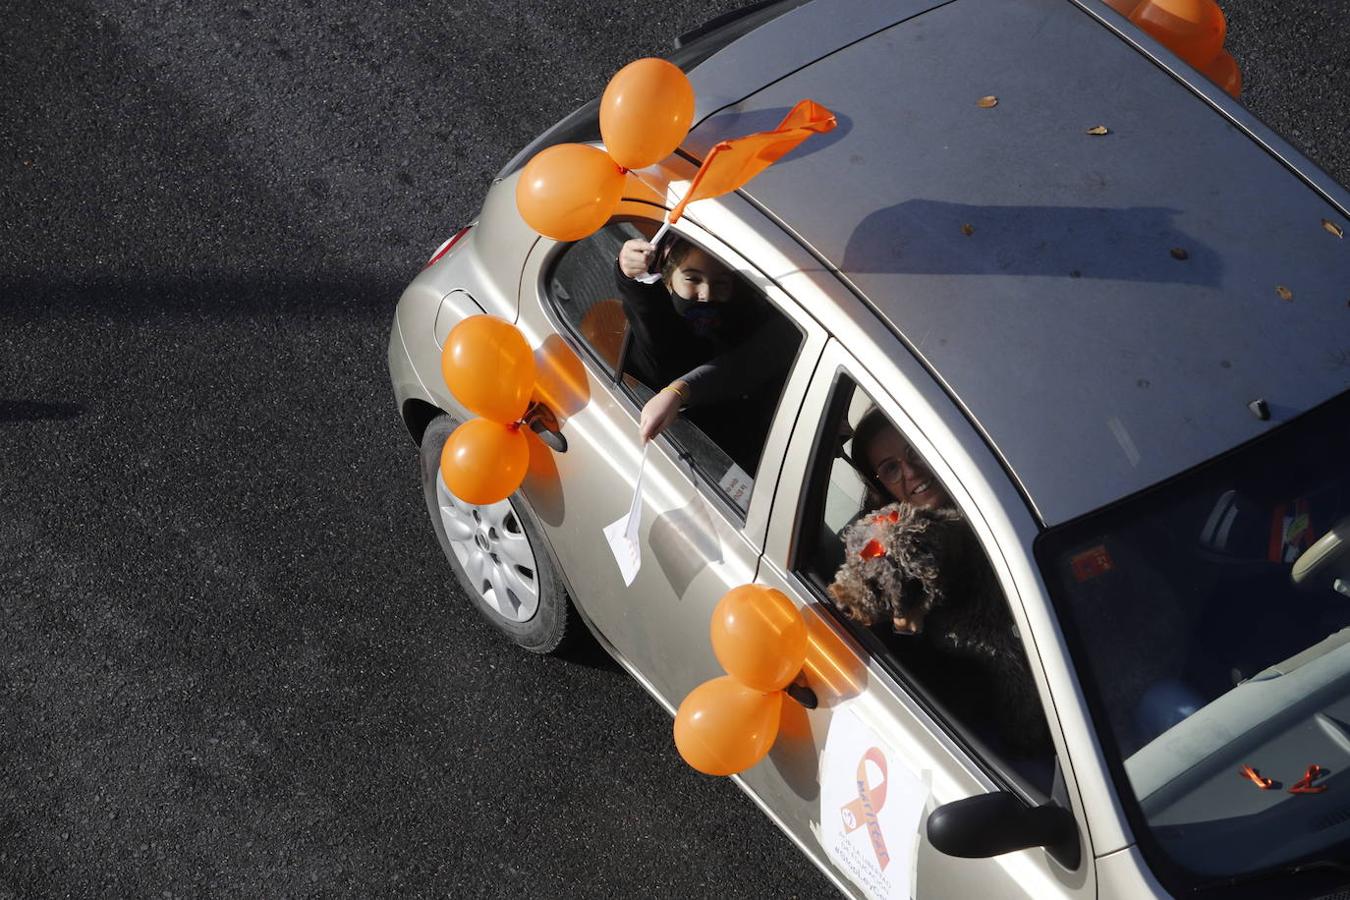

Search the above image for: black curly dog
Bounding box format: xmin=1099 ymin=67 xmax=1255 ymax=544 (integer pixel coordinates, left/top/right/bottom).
xmin=829 ymin=502 xmax=1050 ymax=756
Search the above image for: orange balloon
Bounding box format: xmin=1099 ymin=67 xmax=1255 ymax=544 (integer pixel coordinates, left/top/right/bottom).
xmin=441 ymin=315 xmax=536 ymax=424
xmin=515 ymin=143 xmax=625 ymax=242
xmin=710 ymin=585 xmax=808 ymax=692
xmin=1201 ymin=49 xmax=1242 ymax=98
xmin=1131 ymin=0 xmax=1226 ymax=68
xmin=673 ymin=676 xmax=783 ymax=776
xmin=600 ymin=58 xmax=696 ymax=170
xmin=439 ymin=418 xmax=530 ymax=505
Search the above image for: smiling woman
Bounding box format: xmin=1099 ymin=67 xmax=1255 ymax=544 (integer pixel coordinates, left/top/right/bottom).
xmin=849 ymin=406 xmax=954 ymax=514
xmin=802 ymin=380 xmax=1056 ymax=791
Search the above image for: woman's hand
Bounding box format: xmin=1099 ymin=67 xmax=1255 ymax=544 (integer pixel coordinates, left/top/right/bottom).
xmin=618 ymin=239 xmax=656 ymax=280
xmin=639 ymin=385 xmax=685 ymax=443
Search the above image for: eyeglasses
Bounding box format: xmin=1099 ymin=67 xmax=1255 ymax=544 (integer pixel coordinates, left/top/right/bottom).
xmin=874 ymin=446 xmax=925 ymax=485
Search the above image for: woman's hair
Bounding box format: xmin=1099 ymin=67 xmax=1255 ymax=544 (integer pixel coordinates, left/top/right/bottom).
xmin=848 ymin=406 xmax=897 ymax=510
xmin=656 ymin=236 xmax=696 ymax=287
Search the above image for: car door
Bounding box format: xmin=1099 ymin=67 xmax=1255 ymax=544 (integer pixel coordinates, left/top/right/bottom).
xmin=512 ymin=194 xmax=827 ymax=707
xmin=741 ymin=335 xmax=1097 ymax=899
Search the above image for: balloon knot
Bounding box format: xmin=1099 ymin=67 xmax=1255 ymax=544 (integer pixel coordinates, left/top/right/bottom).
xmin=617 ymin=165 xmax=629 ymax=174
xmin=507 ymin=421 xmax=522 ymax=432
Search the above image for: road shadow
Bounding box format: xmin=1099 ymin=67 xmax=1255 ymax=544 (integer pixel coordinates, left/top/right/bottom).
xmin=0 ymin=400 xmax=85 ymax=423
xmin=554 ymin=623 xmax=622 ymax=672
xmin=0 ymin=275 xmax=406 ymax=323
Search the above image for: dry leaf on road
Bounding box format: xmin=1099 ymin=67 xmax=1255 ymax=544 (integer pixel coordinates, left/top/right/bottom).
xmin=1323 ymin=219 xmax=1345 ymax=238
xmin=977 ymin=95 xmax=998 ymax=108
xmin=1276 ymin=285 xmax=1293 ymax=301
xmin=1086 ymin=125 xmax=1110 ymax=135
xmin=961 ymin=223 xmax=975 ymax=236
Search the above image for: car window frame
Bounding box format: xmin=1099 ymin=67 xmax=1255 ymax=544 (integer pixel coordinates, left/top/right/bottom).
xmin=788 ymin=362 xmax=1065 ymax=807
xmin=532 ymin=202 xmax=822 ymax=538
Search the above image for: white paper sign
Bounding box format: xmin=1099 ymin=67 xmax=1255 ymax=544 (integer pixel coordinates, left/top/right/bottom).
xmin=717 ymin=461 xmax=754 ymax=512
xmin=603 ymin=444 xmax=649 ymax=586
xmin=820 ymin=707 xmax=928 ymax=900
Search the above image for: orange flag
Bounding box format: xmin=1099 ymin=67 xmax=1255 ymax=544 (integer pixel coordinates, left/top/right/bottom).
xmin=668 ymin=99 xmax=836 ymax=224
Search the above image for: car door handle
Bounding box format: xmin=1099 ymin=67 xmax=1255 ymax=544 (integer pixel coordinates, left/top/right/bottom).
xmin=523 ymin=400 xmax=567 ymax=453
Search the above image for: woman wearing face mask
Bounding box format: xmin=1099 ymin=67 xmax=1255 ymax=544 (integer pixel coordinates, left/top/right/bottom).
xmin=615 ymin=235 xmax=794 ymax=470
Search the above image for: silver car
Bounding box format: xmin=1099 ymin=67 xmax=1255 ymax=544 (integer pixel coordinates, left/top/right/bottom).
xmin=388 ymin=1 xmax=1350 ymax=896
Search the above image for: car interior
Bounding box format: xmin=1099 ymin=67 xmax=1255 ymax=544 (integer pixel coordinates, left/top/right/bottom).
xmin=1048 ymin=476 xmax=1350 ymax=760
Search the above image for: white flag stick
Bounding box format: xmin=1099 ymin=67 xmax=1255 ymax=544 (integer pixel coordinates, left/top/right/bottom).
xmin=650 ymin=220 xmax=671 ymax=247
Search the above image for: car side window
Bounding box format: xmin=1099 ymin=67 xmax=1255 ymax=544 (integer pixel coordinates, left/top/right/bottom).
xmin=546 ymin=220 xmax=648 ymax=376
xmin=544 ymin=219 xmax=804 ymax=518
xmin=795 ymin=374 xmax=1058 ymax=799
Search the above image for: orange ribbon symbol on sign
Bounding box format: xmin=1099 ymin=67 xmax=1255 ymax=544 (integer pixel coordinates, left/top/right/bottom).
xmin=840 ymin=747 xmax=890 ymax=870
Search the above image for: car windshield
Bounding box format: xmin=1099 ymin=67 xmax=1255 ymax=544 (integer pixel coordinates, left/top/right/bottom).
xmin=1036 ymin=390 xmax=1350 ymax=887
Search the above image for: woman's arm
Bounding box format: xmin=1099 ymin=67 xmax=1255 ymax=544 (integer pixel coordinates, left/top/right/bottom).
xmin=637 ymin=313 xmax=796 ymax=445
xmin=677 ymin=312 xmax=797 ymax=407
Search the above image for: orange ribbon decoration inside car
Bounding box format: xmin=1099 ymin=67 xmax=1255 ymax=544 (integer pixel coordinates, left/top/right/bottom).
xmin=840 ymin=747 xmax=891 ymax=870
xmin=1239 ymin=764 xmax=1273 ymax=789
xmin=1289 ymin=764 xmax=1327 ymax=794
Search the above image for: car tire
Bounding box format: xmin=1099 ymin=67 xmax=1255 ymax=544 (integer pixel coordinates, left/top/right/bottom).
xmin=419 ymin=413 xmax=576 ymax=654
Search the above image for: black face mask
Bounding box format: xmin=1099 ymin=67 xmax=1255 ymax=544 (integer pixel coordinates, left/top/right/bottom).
xmin=676 ymin=300 xmax=726 ymax=338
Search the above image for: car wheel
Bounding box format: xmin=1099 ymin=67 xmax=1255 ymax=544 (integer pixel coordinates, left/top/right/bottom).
xmin=420 ymin=413 xmax=576 ymax=654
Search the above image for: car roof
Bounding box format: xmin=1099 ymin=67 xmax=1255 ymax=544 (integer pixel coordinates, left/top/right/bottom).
xmin=684 ymin=0 xmax=1350 ymax=525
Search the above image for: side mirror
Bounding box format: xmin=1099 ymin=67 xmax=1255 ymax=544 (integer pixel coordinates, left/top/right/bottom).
xmin=927 ymin=792 xmax=1080 ymax=869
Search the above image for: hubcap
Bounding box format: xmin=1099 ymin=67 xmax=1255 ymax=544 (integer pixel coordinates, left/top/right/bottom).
xmin=436 ymin=471 xmax=540 ymax=623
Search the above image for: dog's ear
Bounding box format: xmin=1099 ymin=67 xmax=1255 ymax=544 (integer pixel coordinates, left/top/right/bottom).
xmin=828 ymin=562 xmax=892 ymax=626
xmin=826 ymin=580 xmax=850 ymax=607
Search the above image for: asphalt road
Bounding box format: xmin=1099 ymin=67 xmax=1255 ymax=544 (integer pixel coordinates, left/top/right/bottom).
xmin=2 ymin=2 xmax=1346 ymax=898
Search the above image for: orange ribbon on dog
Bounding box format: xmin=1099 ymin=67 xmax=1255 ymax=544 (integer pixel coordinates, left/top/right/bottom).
xmin=1239 ymin=764 xmax=1273 ymax=789
xmin=840 ymin=747 xmax=890 ymax=870
xmin=859 ymin=509 xmax=902 ymax=560
xmin=1288 ymin=764 xmax=1327 ymax=794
